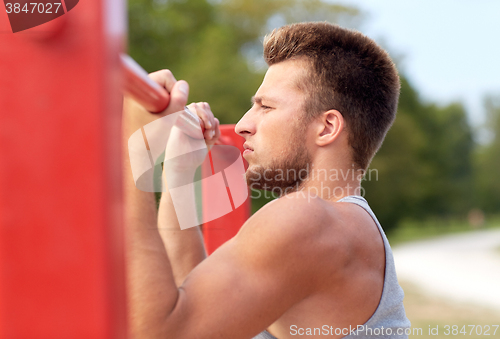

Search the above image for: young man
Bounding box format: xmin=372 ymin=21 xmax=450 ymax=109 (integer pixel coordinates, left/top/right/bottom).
xmin=123 ymin=22 xmax=410 ymax=338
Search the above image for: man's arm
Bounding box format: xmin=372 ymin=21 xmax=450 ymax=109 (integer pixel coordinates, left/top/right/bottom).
xmin=157 ymin=102 xmax=220 ymax=287
xmin=157 ymin=181 xmax=206 ymax=287
xmin=123 ymin=70 xmax=188 ymax=338
xmin=161 ymin=194 xmax=333 ymax=339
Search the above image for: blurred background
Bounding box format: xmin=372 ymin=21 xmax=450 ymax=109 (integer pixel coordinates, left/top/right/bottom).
xmin=127 ymin=0 xmax=500 ymax=336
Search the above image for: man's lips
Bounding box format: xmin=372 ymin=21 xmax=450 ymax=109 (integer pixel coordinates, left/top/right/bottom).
xmin=243 ymin=143 xmax=254 ymax=151
xmin=243 ymin=143 xmax=254 ymax=156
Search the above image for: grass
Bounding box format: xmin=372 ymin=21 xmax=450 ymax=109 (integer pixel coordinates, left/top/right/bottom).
xmin=386 ymin=216 xmax=500 ymax=245
xmin=401 ymin=281 xmax=500 ymax=338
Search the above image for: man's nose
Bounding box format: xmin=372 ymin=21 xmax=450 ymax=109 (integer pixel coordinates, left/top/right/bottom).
xmin=235 ymin=108 xmax=256 ymax=138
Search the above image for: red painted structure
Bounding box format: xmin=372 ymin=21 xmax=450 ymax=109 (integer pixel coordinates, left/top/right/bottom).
xmin=202 ymin=125 xmax=250 ymax=255
xmin=0 ymin=1 xmax=249 ymax=337
xmin=0 ymin=1 xmax=127 ymax=338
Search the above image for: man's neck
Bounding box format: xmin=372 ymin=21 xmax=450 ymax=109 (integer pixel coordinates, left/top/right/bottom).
xmin=298 ymin=163 xmax=364 ymax=202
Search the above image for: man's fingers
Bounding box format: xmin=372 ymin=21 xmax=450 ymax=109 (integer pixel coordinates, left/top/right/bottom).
xmin=213 ymin=118 xmax=220 ymax=141
xmin=148 ymin=70 xmax=188 ymax=114
xmin=197 ymin=102 xmax=216 ymax=137
xmin=188 ymin=102 xmax=211 ymax=132
xmin=202 ymin=102 xmax=215 ymax=130
xmin=205 ymin=118 xmax=220 ymax=150
xmin=169 ymin=80 xmax=190 ymax=113
xmin=186 ymin=102 xmax=220 ymax=143
xmin=198 ymin=103 xmax=213 ymax=131
xmin=149 ymin=69 xmax=177 ymax=93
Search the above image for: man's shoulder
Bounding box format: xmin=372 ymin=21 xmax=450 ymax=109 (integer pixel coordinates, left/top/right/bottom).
xmin=244 ymin=191 xmax=334 ymax=236
xmin=234 ymin=191 xmax=350 ymax=268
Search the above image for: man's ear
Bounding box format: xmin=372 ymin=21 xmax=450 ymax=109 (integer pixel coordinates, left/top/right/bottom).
xmin=314 ymin=110 xmax=345 ymax=147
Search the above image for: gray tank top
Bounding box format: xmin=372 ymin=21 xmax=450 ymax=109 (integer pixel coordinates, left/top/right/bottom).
xmin=253 ymin=195 xmax=411 ymax=339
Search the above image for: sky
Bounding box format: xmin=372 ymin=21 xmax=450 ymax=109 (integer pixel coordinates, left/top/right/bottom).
xmin=336 ymin=0 xmax=500 ymax=128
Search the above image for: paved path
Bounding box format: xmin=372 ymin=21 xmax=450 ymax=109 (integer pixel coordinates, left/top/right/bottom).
xmin=392 ymin=229 xmax=500 ymax=310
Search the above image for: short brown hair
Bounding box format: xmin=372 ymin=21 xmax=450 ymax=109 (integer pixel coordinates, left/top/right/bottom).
xmin=263 ymin=22 xmax=400 ymax=170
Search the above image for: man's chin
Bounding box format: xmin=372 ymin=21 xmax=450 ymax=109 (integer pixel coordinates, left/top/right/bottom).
xmin=245 ymin=165 xmax=263 ymax=187
xmin=245 ymin=164 xmax=309 ymax=196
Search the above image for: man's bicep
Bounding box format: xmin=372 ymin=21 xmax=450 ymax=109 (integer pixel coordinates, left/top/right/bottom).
xmin=166 ymin=235 xmax=308 ymax=338
xmin=164 ymin=196 xmax=328 ymax=338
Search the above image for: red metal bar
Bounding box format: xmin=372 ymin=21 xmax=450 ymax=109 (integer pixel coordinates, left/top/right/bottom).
xmin=120 ymin=54 xmax=170 ymax=113
xmin=121 ymin=54 xmax=205 ymax=139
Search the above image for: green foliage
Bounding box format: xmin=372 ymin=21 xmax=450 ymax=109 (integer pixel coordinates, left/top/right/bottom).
xmin=364 ymin=77 xmax=475 ymax=231
xmin=474 ymin=95 xmax=500 ymax=212
xmin=387 ymin=216 xmax=500 ymax=246
xmin=128 ymin=0 xmax=360 ymax=123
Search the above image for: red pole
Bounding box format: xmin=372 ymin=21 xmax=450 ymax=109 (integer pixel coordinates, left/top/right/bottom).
xmin=121 ymin=54 xmax=170 ymax=113
xmin=0 ymin=1 xmax=127 ymax=338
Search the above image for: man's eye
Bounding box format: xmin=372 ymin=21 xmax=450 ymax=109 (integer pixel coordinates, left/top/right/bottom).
xmin=261 ymin=105 xmax=272 ymax=110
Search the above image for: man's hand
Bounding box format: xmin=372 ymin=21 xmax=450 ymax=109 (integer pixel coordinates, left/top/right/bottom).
xmin=186 ymin=101 xmax=220 ymax=148
xmin=123 ymin=69 xmax=220 ymax=148
xmin=164 ymin=102 xmax=221 ymax=174
xmin=123 ymin=70 xmax=189 ymax=138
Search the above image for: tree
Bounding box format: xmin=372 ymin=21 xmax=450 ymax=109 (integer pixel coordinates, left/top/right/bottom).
xmin=128 ymin=0 xmax=361 ymax=123
xmin=364 ymin=77 xmax=475 ymax=231
xmin=474 ymin=95 xmax=500 ymax=212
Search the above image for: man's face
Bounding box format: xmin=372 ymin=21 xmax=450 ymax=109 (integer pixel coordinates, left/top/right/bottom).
xmin=235 ymin=59 xmax=312 ymax=195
